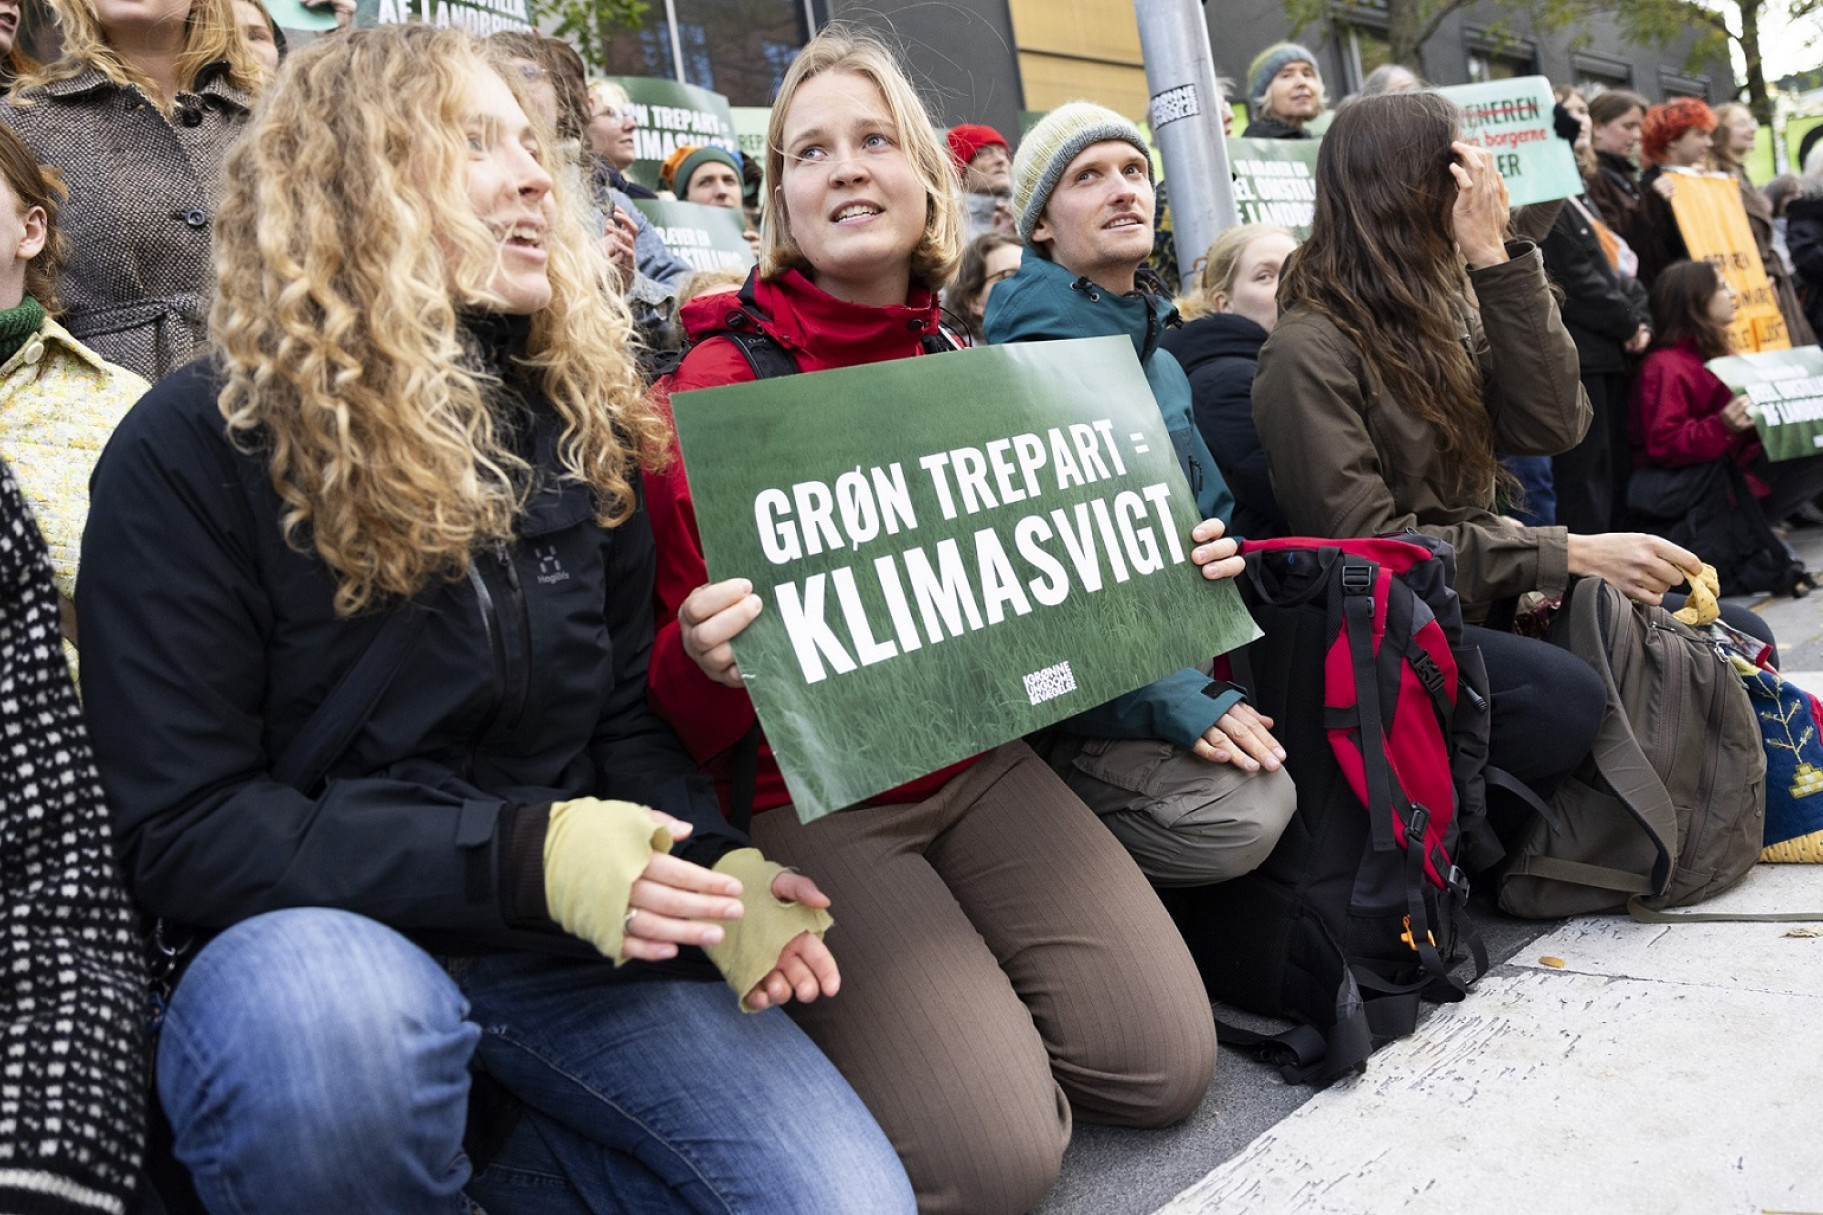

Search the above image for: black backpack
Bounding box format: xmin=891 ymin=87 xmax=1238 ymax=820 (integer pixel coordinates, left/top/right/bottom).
xmin=1159 ymin=534 xmax=1498 ymax=1085
xmin=1628 ymin=458 xmax=1814 ymax=597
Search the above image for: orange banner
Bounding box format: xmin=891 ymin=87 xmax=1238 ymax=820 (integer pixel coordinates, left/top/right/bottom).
xmin=1665 ymin=170 xmax=1790 ymax=352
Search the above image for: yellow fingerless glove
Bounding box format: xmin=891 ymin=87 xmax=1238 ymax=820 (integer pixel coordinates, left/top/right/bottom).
xmin=1673 ymin=563 xmax=1720 ymax=628
xmin=543 ymin=798 xmax=672 ymax=963
xmin=702 ymin=848 xmax=834 ymax=1012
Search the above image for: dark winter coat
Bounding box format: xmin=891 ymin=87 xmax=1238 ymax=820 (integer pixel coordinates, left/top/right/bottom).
xmin=1241 ymin=116 xmax=1312 ymax=139
xmin=1585 ymin=150 xmax=1643 ymax=257
xmin=77 ymin=319 xmax=741 ymax=972
xmin=1631 ymin=165 xmax=1690 ymax=288
xmin=1159 ymin=311 xmax=1287 ymax=538
xmin=1 ymin=65 xmax=251 ymax=382
xmin=1540 ymin=195 xmax=1649 ymax=375
xmin=0 ymin=460 xmax=145 ymax=1215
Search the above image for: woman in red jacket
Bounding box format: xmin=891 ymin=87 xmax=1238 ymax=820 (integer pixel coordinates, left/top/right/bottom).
xmin=1634 ymin=260 xmax=1823 ymax=521
xmin=645 ymin=30 xmax=1222 ymax=1215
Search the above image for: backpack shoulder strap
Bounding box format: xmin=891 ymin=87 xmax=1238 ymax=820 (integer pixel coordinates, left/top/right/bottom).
xmin=271 ymin=583 xmax=440 ymax=794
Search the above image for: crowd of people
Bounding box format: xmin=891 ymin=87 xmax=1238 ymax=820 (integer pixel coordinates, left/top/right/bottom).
xmin=0 ymin=5 xmax=1818 ymax=1214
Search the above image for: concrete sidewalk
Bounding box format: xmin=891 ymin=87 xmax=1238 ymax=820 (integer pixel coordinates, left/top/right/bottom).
xmin=1039 ymin=526 xmax=1823 ymax=1215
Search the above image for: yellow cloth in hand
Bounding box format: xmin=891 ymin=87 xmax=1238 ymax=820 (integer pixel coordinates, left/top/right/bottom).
xmin=1672 ymin=563 xmax=1720 ymax=627
xmin=543 ymin=798 xmax=672 ymax=962
xmin=703 ymin=848 xmax=834 ymax=1012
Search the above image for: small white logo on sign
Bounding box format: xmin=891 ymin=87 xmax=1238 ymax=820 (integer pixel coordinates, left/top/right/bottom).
xmin=1024 ymin=661 xmax=1079 ymax=706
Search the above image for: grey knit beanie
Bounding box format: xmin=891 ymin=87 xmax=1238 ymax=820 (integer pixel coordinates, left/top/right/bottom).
xmin=1011 ymin=101 xmax=1153 ymax=244
xmin=1247 ymin=42 xmax=1319 ymax=108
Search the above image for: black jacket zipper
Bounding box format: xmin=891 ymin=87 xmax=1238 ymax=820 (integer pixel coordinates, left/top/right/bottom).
xmin=465 ymin=560 xmax=507 ymax=781
xmin=496 ymin=541 xmax=533 ymax=731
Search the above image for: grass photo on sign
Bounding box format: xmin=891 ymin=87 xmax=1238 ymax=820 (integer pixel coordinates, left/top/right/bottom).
xmin=671 ymin=335 xmax=1258 ymax=822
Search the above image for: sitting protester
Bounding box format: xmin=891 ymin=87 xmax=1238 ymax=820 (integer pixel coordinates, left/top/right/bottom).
xmin=945 ymin=228 xmax=1021 ymax=343
xmin=983 ymin=102 xmax=1296 ymax=888
xmin=0 ymin=458 xmax=146 ymax=1215
xmin=0 ymin=121 xmax=146 ymax=647
xmin=648 ymin=36 xmax=1218 ymax=1215
xmin=1162 ymin=222 xmax=1297 ymax=538
xmin=1631 ymin=259 xmax=1823 ymax=588
xmin=78 ymin=26 xmax=913 ymax=1212
xmin=1254 ymin=92 xmax=1693 ymax=800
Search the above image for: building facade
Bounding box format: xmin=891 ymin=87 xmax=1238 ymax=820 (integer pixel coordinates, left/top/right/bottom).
xmin=597 ymin=0 xmax=1731 ymax=136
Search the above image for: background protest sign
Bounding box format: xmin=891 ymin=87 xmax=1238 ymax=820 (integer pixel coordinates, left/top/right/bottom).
xmin=1436 ymin=77 xmax=1583 ymax=208
xmin=608 ymin=78 xmax=738 ymax=193
xmin=1226 ymin=137 xmax=1318 ymax=237
xmin=1667 ymin=170 xmax=1791 ymax=353
xmin=732 ymin=107 xmax=771 ymax=185
xmin=1708 ymin=346 xmax=1823 ymax=461
xmin=672 ymin=336 xmax=1259 ymax=822
xmin=631 ymin=199 xmax=755 ymax=272
xmin=357 ymin=0 xmax=529 ymax=33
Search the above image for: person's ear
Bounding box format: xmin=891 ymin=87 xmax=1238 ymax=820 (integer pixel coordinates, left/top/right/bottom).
xmin=16 ymin=206 xmax=46 ymax=263
xmin=1209 ymin=290 xmax=1232 ymax=314
xmin=1030 ymin=210 xmax=1053 ymax=247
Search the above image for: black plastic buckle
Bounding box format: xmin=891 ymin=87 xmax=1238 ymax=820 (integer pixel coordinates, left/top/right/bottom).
xmin=1341 ymin=561 xmax=1374 ymax=595
xmin=1405 ymin=803 xmax=1430 ymax=843
xmin=1445 ymin=864 xmax=1471 ymax=900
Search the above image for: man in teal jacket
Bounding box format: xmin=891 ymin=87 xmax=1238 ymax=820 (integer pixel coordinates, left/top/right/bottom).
xmin=984 ymin=101 xmax=1294 ymax=886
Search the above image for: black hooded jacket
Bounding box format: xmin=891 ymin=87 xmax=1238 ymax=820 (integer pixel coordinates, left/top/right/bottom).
xmin=77 ymin=316 xmax=740 ymax=972
xmin=1159 ymin=311 xmax=1287 ymax=539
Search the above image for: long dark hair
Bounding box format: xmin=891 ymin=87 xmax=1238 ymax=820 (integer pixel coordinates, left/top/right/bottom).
xmin=1648 ymin=259 xmax=1734 ymax=360
xmin=1277 ymin=91 xmax=1501 ymax=504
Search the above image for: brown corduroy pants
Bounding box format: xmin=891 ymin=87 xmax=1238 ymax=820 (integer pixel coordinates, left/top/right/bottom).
xmin=751 ymin=742 xmax=1216 ymax=1215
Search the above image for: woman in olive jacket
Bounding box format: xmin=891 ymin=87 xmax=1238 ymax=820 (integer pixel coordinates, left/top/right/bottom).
xmin=1 ymin=0 xmax=263 ymax=380
xmin=1254 ymin=92 xmax=1702 ymax=795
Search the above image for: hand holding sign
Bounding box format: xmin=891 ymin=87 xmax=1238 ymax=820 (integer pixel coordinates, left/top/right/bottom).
xmin=671 ymin=336 xmax=1259 ymax=821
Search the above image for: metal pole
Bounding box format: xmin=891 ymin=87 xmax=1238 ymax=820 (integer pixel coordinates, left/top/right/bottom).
xmin=663 ymin=0 xmax=686 ymax=84
xmin=1133 ymin=0 xmax=1237 ymax=286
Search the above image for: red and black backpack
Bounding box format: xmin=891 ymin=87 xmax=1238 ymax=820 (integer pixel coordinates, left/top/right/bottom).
xmin=1161 ymin=533 xmax=1500 ymax=1084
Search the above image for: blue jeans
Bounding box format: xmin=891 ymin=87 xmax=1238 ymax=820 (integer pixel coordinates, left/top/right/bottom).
xmin=156 ymin=909 xmax=914 ymax=1215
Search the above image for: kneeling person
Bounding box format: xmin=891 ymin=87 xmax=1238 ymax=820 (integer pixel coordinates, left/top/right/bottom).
xmin=984 ymin=102 xmax=1296 ymax=886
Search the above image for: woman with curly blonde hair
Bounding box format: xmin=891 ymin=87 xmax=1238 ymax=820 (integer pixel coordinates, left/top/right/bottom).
xmin=649 ymin=29 xmax=1217 ymax=1214
xmin=1 ymin=0 xmax=263 ymax=380
xmin=78 ymin=24 xmax=912 ymax=1214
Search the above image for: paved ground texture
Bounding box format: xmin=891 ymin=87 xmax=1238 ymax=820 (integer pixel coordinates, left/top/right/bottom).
xmin=1041 ymin=526 xmax=1823 ymax=1214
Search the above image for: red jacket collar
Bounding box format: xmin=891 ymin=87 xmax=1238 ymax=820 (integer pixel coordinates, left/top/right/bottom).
xmin=679 ymin=268 xmax=942 ymax=373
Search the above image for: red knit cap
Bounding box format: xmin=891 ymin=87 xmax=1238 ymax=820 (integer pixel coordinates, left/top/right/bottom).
xmin=1641 ymin=98 xmax=1717 ymax=164
xmin=946 ymin=123 xmax=1009 ymax=176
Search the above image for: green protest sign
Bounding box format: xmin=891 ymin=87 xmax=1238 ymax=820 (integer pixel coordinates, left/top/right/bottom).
xmin=1435 ymin=77 xmax=1583 ymax=208
xmin=1226 ymin=137 xmax=1318 ymax=237
xmin=631 ymin=199 xmax=755 ymax=273
xmin=671 ymin=335 xmax=1259 ymax=822
xmin=358 ymin=0 xmax=529 ymax=33
xmin=608 ymin=78 xmax=738 ymax=193
xmin=1708 ymin=345 xmax=1823 ymax=461
xmin=731 ymin=107 xmax=771 ymax=164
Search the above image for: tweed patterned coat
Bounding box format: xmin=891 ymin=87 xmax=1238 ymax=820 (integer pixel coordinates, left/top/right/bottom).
xmin=0 ymin=460 xmax=146 ymax=1215
xmin=1 ymin=64 xmax=251 ymax=382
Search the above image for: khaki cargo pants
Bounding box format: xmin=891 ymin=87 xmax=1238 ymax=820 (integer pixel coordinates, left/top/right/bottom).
xmin=1032 ymin=731 xmax=1297 ymax=887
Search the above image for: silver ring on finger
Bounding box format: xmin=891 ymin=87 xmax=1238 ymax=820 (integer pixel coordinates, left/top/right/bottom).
xmin=622 ymin=908 xmax=638 ymax=935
